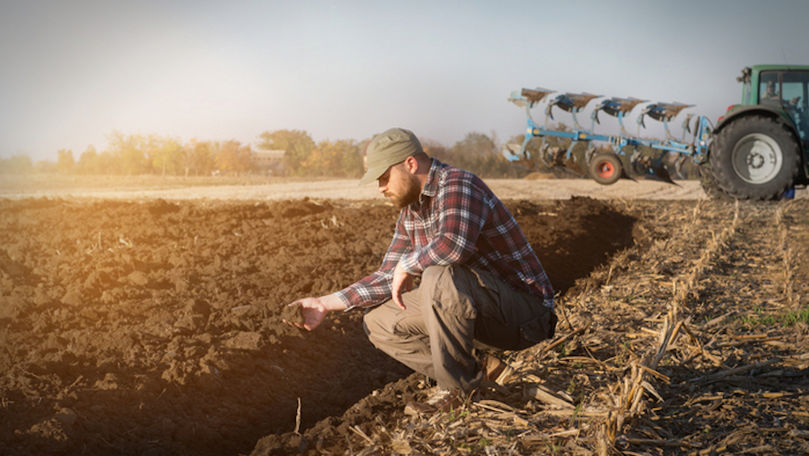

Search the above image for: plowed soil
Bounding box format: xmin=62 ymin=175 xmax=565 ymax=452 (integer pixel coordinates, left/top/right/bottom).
xmin=1 ymin=194 xmax=807 ymax=455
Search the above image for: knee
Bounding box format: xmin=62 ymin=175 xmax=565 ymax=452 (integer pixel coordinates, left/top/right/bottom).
xmin=420 ymin=265 xmax=453 ymax=298
xmin=420 ymin=264 xmax=478 ymax=319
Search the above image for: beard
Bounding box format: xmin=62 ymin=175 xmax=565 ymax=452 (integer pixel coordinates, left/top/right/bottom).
xmin=387 ymin=175 xmax=422 ymax=209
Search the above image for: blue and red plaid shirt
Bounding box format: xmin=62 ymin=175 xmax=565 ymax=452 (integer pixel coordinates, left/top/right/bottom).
xmin=336 ymin=159 xmax=554 ymax=310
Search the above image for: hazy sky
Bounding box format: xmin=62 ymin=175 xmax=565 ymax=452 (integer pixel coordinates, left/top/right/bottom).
xmin=2 ymin=0 xmax=809 ymax=161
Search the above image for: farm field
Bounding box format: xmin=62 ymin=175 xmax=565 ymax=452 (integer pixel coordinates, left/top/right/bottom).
xmin=1 ymin=174 xmax=714 ymax=201
xmin=0 ymin=181 xmax=807 ymax=455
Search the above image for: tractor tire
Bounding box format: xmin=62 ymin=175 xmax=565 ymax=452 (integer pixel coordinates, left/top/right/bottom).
xmin=697 ymin=164 xmax=733 ymax=201
xmin=589 ymin=153 xmax=622 ymax=185
xmin=709 ymin=115 xmax=800 ymax=200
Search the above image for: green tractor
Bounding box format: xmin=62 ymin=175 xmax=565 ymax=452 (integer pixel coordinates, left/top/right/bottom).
xmin=702 ymin=64 xmax=809 ymax=200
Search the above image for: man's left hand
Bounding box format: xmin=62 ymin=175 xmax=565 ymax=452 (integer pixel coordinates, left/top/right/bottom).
xmin=391 ymin=263 xmax=415 ymax=310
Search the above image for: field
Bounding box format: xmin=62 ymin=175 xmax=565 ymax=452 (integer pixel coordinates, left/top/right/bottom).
xmin=1 ymin=176 xmax=808 ymax=455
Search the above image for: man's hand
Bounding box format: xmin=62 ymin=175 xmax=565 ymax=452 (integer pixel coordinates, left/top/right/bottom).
xmin=285 ymin=294 xmax=346 ymax=331
xmin=391 ymin=263 xmax=415 ymax=310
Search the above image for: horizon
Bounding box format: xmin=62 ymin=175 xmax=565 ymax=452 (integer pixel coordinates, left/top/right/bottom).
xmin=2 ymin=0 xmax=809 ymax=162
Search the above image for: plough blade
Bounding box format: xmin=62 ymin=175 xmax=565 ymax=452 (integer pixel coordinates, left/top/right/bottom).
xmin=630 ymin=155 xmax=676 ymax=184
xmin=509 ymin=87 xmax=554 ymax=108
xmin=596 ymin=97 xmax=647 ymax=117
xmin=672 ymin=155 xmax=691 ymax=180
xmin=546 ymin=92 xmax=600 ymax=118
xmin=651 ymin=160 xmax=676 ymax=185
xmin=521 ymin=87 xmax=554 ymax=103
xmin=501 ymin=143 xmax=536 ymax=169
xmin=554 ymin=92 xmax=600 ymax=112
xmin=642 ymin=102 xmax=694 ymax=122
xmin=536 ymin=145 xmax=587 ymax=177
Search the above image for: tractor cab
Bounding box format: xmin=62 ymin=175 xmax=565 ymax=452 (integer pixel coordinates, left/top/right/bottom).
xmin=744 ymin=65 xmax=809 ymax=145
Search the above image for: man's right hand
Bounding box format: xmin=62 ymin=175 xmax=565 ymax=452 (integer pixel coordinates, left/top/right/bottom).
xmin=285 ymin=294 xmax=346 ymax=331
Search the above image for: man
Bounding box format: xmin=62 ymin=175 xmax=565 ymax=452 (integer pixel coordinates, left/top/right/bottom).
xmin=762 ymin=79 xmax=799 ymax=107
xmin=287 ymin=127 xmax=556 ymax=413
xmin=761 ymin=80 xmax=780 ymax=104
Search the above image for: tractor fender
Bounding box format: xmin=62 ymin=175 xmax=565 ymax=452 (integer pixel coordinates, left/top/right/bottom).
xmin=710 ymin=105 xmax=807 ymax=183
xmin=714 ymin=105 xmax=795 ymax=134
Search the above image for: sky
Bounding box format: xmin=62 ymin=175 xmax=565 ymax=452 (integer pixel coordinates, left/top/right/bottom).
xmin=2 ymin=0 xmax=809 ymax=162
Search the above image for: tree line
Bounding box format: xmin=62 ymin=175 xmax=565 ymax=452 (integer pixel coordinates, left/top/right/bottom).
xmin=0 ymin=129 xmax=532 ymax=178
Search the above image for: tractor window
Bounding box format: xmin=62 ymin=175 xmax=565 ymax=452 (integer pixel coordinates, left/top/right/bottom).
xmin=759 ymin=72 xmax=780 ymax=105
xmin=782 ymin=72 xmax=807 ymax=106
xmin=782 ymin=71 xmax=809 ymax=140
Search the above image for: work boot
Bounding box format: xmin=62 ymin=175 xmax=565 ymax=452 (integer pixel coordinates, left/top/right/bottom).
xmin=404 ymin=387 xmax=470 ymax=416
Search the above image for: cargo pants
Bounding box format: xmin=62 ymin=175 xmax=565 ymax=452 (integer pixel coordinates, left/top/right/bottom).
xmin=362 ymin=264 xmax=557 ymax=392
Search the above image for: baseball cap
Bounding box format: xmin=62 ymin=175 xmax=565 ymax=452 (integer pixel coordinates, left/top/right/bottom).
xmin=359 ymin=127 xmax=424 ymax=184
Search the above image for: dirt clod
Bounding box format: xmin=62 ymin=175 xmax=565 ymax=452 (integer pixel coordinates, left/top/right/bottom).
xmin=279 ymin=303 xmax=306 ymax=327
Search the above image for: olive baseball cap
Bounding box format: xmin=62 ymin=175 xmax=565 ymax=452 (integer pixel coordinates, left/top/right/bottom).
xmin=359 ymin=127 xmax=424 ymax=184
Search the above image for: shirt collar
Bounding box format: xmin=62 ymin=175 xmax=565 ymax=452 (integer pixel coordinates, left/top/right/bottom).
xmin=420 ymin=158 xmax=441 ymax=199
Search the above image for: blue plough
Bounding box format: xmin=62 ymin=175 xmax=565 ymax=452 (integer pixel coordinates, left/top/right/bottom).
xmin=504 ymin=88 xmax=713 ymax=184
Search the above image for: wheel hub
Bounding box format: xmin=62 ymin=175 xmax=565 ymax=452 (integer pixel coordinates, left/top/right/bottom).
xmin=597 ymin=162 xmax=614 ymax=178
xmin=746 ymin=152 xmax=765 ymax=169
xmin=731 ymin=133 xmax=782 ymax=184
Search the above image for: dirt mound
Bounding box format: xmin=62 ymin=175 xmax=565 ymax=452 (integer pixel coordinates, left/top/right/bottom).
xmin=0 ymin=197 xmax=635 ymax=455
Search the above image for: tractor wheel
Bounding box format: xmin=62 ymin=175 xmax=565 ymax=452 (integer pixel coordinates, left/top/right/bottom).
xmin=589 ymin=153 xmax=622 ymax=185
xmin=697 ymin=164 xmax=733 ymax=201
xmin=709 ymin=115 xmax=800 ymax=200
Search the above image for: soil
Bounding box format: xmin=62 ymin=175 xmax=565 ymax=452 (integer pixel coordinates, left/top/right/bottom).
xmin=279 ymin=303 xmax=305 ymax=328
xmin=1 ymin=191 xmax=807 ymax=455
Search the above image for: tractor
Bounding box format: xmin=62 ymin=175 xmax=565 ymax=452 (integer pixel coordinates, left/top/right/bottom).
xmin=701 ymin=65 xmax=809 ymax=200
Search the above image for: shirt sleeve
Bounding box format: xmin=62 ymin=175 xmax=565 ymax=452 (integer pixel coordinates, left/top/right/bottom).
xmin=398 ymin=176 xmax=490 ymax=274
xmin=334 ymin=212 xmax=412 ymax=310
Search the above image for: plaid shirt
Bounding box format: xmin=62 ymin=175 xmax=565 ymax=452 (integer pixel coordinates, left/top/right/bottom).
xmin=336 ymin=159 xmax=554 ymax=310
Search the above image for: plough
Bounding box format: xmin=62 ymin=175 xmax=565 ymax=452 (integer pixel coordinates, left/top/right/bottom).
xmin=504 ymin=87 xmax=713 ymax=185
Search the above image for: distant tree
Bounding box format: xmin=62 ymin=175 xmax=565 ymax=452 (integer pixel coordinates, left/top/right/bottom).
xmin=56 ymin=149 xmax=75 ymax=174
xmin=142 ymin=134 xmax=162 ymax=174
xmin=77 ymin=144 xmax=121 ymax=174
xmin=338 ymin=141 xmax=363 ymax=178
xmin=421 ymin=139 xmax=448 ymax=159
xmin=216 ymin=140 xmax=255 ymax=175
xmin=435 ymin=132 xmax=526 ymax=178
xmin=452 ymin=132 xmax=496 ymax=159
xmin=97 ymin=150 xmax=121 ymax=174
xmin=107 ymin=131 xmax=149 ymax=175
xmin=257 ymin=129 xmax=315 ymax=176
xmin=0 ymin=155 xmax=33 ymax=174
xmin=300 ymin=139 xmax=362 ymax=177
xmin=185 ymin=139 xmax=216 ymax=176
xmin=151 ymin=137 xmax=184 ymax=176
xmin=77 ymin=145 xmax=99 ymax=174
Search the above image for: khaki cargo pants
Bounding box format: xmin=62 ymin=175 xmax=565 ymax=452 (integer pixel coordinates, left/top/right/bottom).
xmin=363 ymin=264 xmax=556 ymax=392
